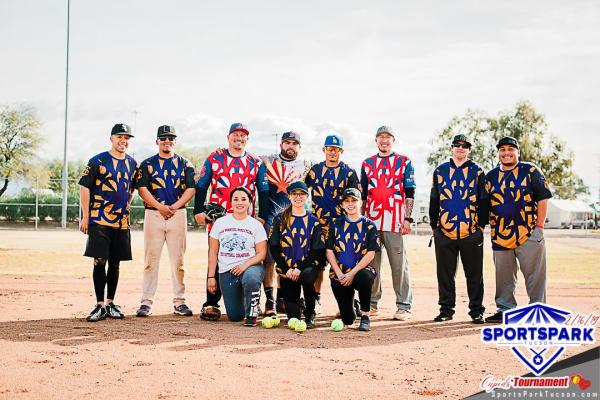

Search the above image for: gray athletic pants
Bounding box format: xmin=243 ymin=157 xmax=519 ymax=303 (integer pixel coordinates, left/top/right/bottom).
xmin=370 ymin=231 xmax=413 ymax=311
xmin=493 ymin=227 xmax=547 ymax=311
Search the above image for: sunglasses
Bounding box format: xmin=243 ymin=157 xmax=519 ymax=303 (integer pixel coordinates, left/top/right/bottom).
xmin=159 ymin=136 xmax=176 ymax=142
xmin=452 ymin=143 xmax=470 ymax=149
xmin=289 ymin=191 xmax=308 ymax=197
xmin=324 ymin=146 xmax=342 ymax=153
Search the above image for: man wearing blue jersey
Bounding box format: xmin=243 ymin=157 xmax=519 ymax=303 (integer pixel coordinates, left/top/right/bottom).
xmin=429 ymin=134 xmax=488 ymax=324
xmin=135 ymin=125 xmax=196 ymax=317
xmin=79 ymin=123 xmax=138 ymax=322
xmin=485 ymin=136 xmax=552 ymax=323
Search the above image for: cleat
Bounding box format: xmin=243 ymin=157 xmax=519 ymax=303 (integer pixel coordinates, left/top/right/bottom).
xmin=106 ymin=303 xmax=124 ymax=319
xmin=86 ymin=304 xmax=107 ymax=322
xmin=174 ymin=304 xmax=193 ymax=316
xmin=136 ymin=305 xmax=152 ymax=317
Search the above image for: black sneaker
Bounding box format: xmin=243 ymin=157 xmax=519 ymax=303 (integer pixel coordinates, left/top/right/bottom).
xmin=358 ymin=316 xmax=371 ymax=331
xmin=275 ymin=297 xmax=286 ymax=314
xmin=136 ymin=305 xmax=152 ymax=317
xmin=353 ymin=299 xmax=362 ymax=318
xmin=485 ymin=311 xmax=504 ymax=324
xmin=86 ymin=304 xmax=107 ymax=322
xmin=471 ymin=314 xmax=485 ymax=324
xmin=305 ymin=314 xmax=316 ymax=329
xmin=243 ymin=316 xmax=257 ymax=327
xmin=174 ymin=304 xmax=193 ymax=316
xmin=106 ymin=303 xmax=124 ymax=319
xmin=433 ymin=311 xmax=453 ymax=322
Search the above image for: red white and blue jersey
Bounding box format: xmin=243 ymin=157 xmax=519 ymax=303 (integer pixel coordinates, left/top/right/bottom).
xmin=360 ymin=153 xmax=415 ymax=232
xmin=259 ymin=154 xmax=312 ymax=224
xmin=195 ymin=149 xmax=266 ymax=216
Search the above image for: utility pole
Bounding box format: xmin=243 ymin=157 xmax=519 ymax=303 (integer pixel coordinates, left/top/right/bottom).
xmin=60 ymin=0 xmax=71 ymax=229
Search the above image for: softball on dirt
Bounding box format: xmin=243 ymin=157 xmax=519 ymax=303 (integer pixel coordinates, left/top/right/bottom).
xmin=331 ymin=319 xmax=344 ymax=332
xmin=287 ymin=317 xmax=299 ymax=329
xmin=270 ymin=316 xmax=281 ymax=327
xmin=295 ymin=320 xmax=307 ymax=332
xmin=261 ymin=318 xmax=275 ymax=329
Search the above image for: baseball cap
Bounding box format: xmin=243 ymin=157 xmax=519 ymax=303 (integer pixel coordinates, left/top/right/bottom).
xmin=157 ymin=125 xmax=177 ymax=138
xmin=376 ymin=125 xmax=394 ymax=138
xmin=286 ymin=181 xmax=309 ymax=195
xmin=281 ymin=131 xmax=301 ymax=143
xmin=452 ymin=134 xmax=471 ymax=147
xmin=324 ymin=134 xmax=343 ymax=148
xmin=111 ymin=123 xmax=133 ymax=137
xmin=229 ymin=123 xmax=249 ymax=135
xmin=341 ymin=188 xmax=361 ymax=201
xmin=496 ymin=136 xmax=519 ymax=149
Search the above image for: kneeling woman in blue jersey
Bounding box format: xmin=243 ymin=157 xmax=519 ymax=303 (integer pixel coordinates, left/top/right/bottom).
xmin=269 ymin=181 xmax=325 ymax=329
xmin=207 ymin=186 xmax=267 ymax=326
xmin=327 ymin=188 xmax=380 ymax=331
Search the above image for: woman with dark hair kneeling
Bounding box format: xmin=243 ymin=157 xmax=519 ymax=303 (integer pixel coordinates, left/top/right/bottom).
xmin=326 ymin=188 xmax=380 ymax=331
xmin=207 ymin=186 xmax=267 ymax=326
xmin=269 ymin=181 xmax=325 ymax=329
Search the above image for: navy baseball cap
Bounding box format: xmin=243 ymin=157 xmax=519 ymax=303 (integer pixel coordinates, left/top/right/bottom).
xmin=287 ymin=181 xmax=309 ymax=195
xmin=324 ymin=134 xmax=343 ymax=148
xmin=157 ymin=125 xmax=177 ymax=138
xmin=229 ymin=123 xmax=249 ymax=135
xmin=376 ymin=125 xmax=394 ymax=137
xmin=452 ymin=134 xmax=471 ymax=147
xmin=496 ymin=136 xmax=519 ymax=149
xmin=281 ymin=131 xmax=301 ymax=143
xmin=341 ymin=188 xmax=361 ymax=201
xmin=111 ymin=123 xmax=133 ymax=137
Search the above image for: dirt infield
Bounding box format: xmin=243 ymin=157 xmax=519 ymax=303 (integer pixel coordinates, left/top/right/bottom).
xmin=0 ymin=229 xmax=599 ymax=399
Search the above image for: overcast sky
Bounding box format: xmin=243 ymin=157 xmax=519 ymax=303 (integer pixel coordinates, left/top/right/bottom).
xmin=1 ymin=1 xmax=599 ymax=199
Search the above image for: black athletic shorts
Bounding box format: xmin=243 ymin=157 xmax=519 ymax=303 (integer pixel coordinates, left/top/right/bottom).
xmin=84 ymin=224 xmax=132 ymax=261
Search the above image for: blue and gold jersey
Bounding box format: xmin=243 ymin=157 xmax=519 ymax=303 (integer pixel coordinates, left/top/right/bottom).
xmin=79 ymin=151 xmax=138 ymax=229
xmin=137 ymin=154 xmax=195 ymax=208
xmin=431 ymin=160 xmax=487 ymax=240
xmin=326 ymin=216 xmax=380 ymax=279
xmin=486 ymin=162 xmax=552 ymax=250
xmin=305 ymin=161 xmax=359 ymax=235
xmin=269 ymin=213 xmax=325 ymax=276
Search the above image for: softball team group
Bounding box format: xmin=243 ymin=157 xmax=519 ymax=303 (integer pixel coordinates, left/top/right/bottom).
xmin=79 ymin=121 xmax=551 ymax=332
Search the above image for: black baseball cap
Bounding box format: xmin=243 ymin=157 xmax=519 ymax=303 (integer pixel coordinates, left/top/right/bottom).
xmin=496 ymin=136 xmax=519 ymax=149
xmin=286 ymin=181 xmax=309 ymax=195
xmin=111 ymin=123 xmax=133 ymax=137
xmin=281 ymin=131 xmax=301 ymax=143
xmin=452 ymin=134 xmax=471 ymax=147
xmin=341 ymin=188 xmax=362 ymax=201
xmin=157 ymin=125 xmax=177 ymax=138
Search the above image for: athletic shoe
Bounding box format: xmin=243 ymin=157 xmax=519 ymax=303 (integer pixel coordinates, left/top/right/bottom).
xmin=358 ymin=316 xmax=371 ymax=331
xmin=106 ymin=303 xmax=124 ymax=319
xmin=264 ymin=299 xmax=276 ymax=316
xmin=86 ymin=304 xmax=107 ymax=322
xmin=485 ymin=311 xmax=503 ymax=324
xmin=173 ymin=304 xmax=193 ymax=316
xmin=136 ymin=305 xmax=152 ymax=317
xmin=200 ymin=306 xmax=221 ymax=321
xmin=244 ymin=316 xmax=257 ymax=327
xmin=433 ymin=311 xmax=453 ymax=322
xmin=275 ymin=297 xmax=286 ymax=314
xmin=305 ymin=314 xmax=316 ymax=329
xmin=393 ymin=308 xmax=412 ymax=321
xmin=471 ymin=314 xmax=485 ymax=324
xmin=353 ymin=299 xmax=362 ymax=318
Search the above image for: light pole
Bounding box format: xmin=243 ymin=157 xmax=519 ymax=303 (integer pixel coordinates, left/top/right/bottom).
xmin=60 ymin=0 xmax=71 ymax=228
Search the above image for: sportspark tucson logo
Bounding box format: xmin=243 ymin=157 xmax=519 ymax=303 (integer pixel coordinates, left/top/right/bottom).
xmin=481 ymin=303 xmax=596 ymax=376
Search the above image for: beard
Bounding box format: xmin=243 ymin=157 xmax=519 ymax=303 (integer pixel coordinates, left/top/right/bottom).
xmin=281 ymin=149 xmax=298 ymax=160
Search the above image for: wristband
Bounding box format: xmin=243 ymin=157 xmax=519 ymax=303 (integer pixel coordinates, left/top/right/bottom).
xmin=207 ymin=276 xmax=216 ymax=279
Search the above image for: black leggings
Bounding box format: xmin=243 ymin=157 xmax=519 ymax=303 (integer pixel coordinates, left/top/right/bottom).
xmin=331 ymin=269 xmax=375 ymax=325
xmin=93 ymin=258 xmax=120 ymax=302
xmin=279 ymin=267 xmax=318 ymax=319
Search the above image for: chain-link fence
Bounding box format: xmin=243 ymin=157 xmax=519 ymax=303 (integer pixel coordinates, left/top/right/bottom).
xmin=0 ymin=178 xmax=198 ymax=229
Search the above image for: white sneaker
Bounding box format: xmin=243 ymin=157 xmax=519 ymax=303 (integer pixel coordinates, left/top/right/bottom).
xmin=393 ymin=308 xmax=412 ymax=321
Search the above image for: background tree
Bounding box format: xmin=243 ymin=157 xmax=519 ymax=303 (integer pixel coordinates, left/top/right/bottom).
xmin=0 ymin=104 xmax=44 ymax=197
xmin=46 ymin=159 xmax=86 ymax=195
xmin=427 ymin=100 xmax=589 ymax=199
